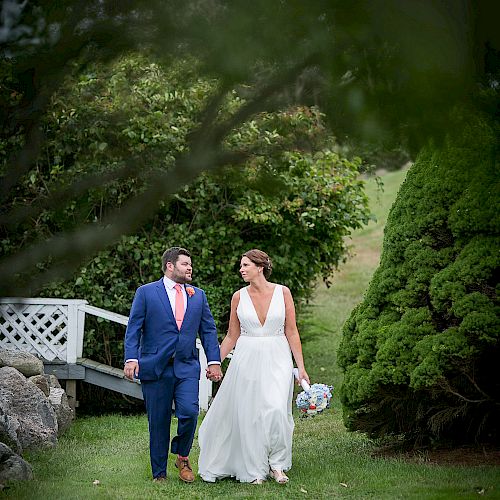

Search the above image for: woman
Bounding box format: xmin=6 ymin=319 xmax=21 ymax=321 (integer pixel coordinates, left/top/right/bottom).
xmin=198 ymin=249 xmax=309 ymax=484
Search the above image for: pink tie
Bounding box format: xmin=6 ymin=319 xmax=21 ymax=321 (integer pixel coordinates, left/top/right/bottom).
xmin=174 ymin=284 xmax=185 ymax=330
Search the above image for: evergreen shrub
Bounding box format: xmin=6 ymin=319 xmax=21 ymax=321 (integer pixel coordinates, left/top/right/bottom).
xmin=338 ymin=110 xmax=500 ymax=444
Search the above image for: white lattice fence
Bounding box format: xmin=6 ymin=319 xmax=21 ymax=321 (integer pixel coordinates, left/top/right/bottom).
xmin=0 ymin=298 xmax=87 ymax=363
xmin=0 ymin=297 xmax=213 ymax=409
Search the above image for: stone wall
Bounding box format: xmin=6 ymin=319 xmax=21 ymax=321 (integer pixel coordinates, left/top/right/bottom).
xmin=0 ymin=349 xmax=74 ymax=483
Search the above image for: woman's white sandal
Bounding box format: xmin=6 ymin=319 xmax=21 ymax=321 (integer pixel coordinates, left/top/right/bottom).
xmin=269 ymin=469 xmax=289 ymax=484
xmin=251 ymin=478 xmax=264 ymax=485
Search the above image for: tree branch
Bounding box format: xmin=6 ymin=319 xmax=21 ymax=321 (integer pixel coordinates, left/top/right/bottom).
xmin=439 ymin=377 xmax=494 ymax=405
xmin=0 ymin=146 xmax=252 ymax=295
xmin=209 ymin=56 xmax=319 ymax=146
xmin=1 ymin=160 xmax=144 ymax=228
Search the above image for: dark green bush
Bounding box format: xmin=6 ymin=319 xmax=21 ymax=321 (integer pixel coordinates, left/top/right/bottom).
xmin=338 ymin=109 xmax=500 ymax=445
xmin=1 ymin=56 xmax=370 ymax=412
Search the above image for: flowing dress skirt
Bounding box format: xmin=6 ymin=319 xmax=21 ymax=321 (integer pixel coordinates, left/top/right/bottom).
xmin=198 ymin=334 xmax=294 ymax=483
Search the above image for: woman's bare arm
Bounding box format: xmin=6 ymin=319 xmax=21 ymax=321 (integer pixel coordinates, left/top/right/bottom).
xmin=283 ymin=286 xmax=310 ymax=385
xmin=219 ymin=290 xmax=241 ymax=361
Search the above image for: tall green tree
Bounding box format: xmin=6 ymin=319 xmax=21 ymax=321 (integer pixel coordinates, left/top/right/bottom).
xmin=1 ymin=0 xmax=492 ymax=295
xmin=2 ymin=54 xmax=370 ymax=373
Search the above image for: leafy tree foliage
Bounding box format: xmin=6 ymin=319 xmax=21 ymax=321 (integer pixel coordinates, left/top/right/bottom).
xmin=338 ymin=108 xmax=500 ymax=445
xmin=1 ymin=0 xmax=492 ymax=294
xmin=1 ymin=0 xmax=498 ymax=428
xmin=2 ymin=55 xmax=370 ymax=371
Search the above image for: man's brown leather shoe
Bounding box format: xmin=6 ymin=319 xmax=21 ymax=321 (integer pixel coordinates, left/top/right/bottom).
xmin=175 ymin=456 xmax=195 ymax=483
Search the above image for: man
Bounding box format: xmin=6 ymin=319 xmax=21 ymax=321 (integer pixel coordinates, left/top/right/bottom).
xmin=124 ymin=247 xmax=222 ymax=483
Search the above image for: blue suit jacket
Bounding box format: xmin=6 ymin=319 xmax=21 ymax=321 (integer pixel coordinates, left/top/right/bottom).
xmin=124 ymin=278 xmax=220 ymax=380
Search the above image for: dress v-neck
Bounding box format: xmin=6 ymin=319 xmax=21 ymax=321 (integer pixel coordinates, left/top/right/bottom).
xmin=246 ymin=285 xmax=278 ymax=328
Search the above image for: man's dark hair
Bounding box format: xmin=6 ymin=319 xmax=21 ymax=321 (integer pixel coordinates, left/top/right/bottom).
xmin=161 ymin=247 xmax=191 ymax=273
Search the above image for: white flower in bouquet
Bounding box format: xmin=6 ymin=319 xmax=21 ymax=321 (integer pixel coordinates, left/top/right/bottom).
xmin=293 ymin=369 xmax=333 ymax=417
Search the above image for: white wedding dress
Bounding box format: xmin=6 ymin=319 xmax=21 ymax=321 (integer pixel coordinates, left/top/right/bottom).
xmin=198 ymin=284 xmax=294 ymax=483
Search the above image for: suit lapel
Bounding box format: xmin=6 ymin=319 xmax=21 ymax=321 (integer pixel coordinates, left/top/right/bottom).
xmin=155 ymin=278 xmax=176 ymax=324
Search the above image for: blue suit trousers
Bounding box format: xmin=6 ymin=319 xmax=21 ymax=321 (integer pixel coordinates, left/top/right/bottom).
xmin=141 ymin=364 xmax=199 ymax=478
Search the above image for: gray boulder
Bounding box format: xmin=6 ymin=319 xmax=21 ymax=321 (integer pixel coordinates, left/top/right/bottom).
xmin=0 ymin=349 xmax=43 ymax=377
xmin=0 ymin=442 xmax=33 ymax=482
xmin=0 ymin=367 xmax=58 ymax=453
xmin=0 ymin=392 xmax=22 ymax=454
xmin=45 ymin=374 xmax=61 ymax=389
xmin=48 ymin=388 xmax=74 ymax=436
xmin=29 ymin=375 xmax=50 ymax=397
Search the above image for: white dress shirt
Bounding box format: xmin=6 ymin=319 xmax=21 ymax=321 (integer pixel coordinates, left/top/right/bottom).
xmin=163 ymin=275 xmax=187 ymax=315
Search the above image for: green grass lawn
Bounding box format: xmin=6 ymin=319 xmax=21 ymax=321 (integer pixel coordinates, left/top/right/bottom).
xmin=6 ymin=168 xmax=500 ymax=499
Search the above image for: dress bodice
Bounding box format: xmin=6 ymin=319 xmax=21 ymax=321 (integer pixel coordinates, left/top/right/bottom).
xmin=237 ymin=285 xmax=285 ymax=337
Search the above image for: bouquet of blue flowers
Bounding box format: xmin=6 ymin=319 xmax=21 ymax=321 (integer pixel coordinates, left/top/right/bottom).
xmin=293 ymin=368 xmax=333 ymax=417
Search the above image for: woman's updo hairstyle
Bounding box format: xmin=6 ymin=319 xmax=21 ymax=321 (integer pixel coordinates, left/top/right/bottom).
xmin=242 ymin=249 xmax=273 ymax=278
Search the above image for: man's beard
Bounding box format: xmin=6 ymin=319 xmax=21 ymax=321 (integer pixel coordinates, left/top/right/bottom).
xmin=172 ymin=269 xmax=192 ymax=284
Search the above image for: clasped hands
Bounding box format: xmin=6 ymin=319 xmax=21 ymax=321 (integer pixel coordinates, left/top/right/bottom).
xmin=205 ymin=364 xmax=223 ymax=382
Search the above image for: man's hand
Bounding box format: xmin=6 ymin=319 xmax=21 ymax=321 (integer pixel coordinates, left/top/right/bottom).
xmin=124 ymin=360 xmax=139 ymax=380
xmin=205 ymin=364 xmax=223 ymax=382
